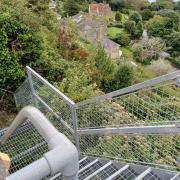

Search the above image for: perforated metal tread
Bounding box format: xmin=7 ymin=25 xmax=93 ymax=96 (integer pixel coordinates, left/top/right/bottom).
xmin=49 ymin=156 xmax=179 ymax=180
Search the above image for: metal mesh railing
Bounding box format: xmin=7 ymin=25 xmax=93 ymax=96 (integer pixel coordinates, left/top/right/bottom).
xmin=77 ymin=83 xmax=180 ymax=129
xmin=80 ymin=134 xmax=180 ymax=171
xmin=0 ymin=122 xmax=48 ymax=173
xmin=76 ymin=75 xmax=180 ymax=171
xmin=1 ymin=67 xmax=180 ymax=175
xmin=15 ymin=67 xmax=76 ymax=137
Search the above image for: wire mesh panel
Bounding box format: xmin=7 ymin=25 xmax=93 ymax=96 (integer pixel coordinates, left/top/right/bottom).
xmin=80 ymin=134 xmax=180 ymax=171
xmin=14 ymin=68 xmax=76 ymax=141
xmin=0 ymin=122 xmax=48 ymax=174
xmin=30 ymin=72 xmax=74 ymax=128
xmin=15 ymin=78 xmax=34 ymax=109
xmin=77 ymin=83 xmax=180 ymax=129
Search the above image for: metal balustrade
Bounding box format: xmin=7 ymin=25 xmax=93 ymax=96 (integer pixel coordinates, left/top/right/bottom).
xmin=0 ymin=66 xmax=179 ymax=179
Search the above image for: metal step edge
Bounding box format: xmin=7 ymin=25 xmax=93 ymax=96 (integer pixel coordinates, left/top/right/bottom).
xmin=134 ymin=168 xmax=151 ymax=180
xmin=78 ymin=159 xmax=99 ymax=174
xmin=105 ymin=164 xmax=129 ymax=180
xmin=170 ymin=173 xmax=180 ymax=180
xmin=84 ymin=161 xmax=112 ymax=180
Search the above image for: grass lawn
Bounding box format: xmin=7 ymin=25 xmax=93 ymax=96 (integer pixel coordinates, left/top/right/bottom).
xmin=108 ymin=27 xmax=125 ymax=38
xmin=121 ymin=47 xmax=133 ymax=60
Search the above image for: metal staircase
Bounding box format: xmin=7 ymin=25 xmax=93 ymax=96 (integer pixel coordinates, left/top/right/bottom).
xmin=50 ymin=156 xmax=180 ymax=180
xmin=0 ymin=66 xmax=179 ymax=179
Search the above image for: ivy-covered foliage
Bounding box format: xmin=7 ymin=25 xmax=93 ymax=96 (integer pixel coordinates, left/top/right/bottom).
xmin=0 ymin=4 xmax=43 ymax=90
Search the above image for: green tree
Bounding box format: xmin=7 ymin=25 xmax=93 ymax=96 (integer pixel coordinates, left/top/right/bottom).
xmin=63 ymin=0 xmax=80 ymax=16
xmin=115 ymin=11 xmax=122 ymax=22
xmin=124 ymin=20 xmax=143 ymax=39
xmin=106 ymin=62 xmax=135 ymax=92
xmin=135 ymin=21 xmax=143 ymax=38
xmin=146 ymin=15 xmax=173 ymax=38
xmin=124 ymin=20 xmax=136 ymax=36
xmin=88 ymin=45 xmax=115 ymax=90
xmin=54 ymin=63 xmax=100 ymax=102
xmin=125 ymin=0 xmax=150 ymax=11
xmin=165 ymin=31 xmax=180 ymax=57
xmin=174 ymin=1 xmax=180 ymax=10
xmin=109 ymin=0 xmax=126 ymax=11
xmin=0 ymin=6 xmax=42 ymax=90
xmin=141 ymin=9 xmax=153 ymax=21
xmin=129 ymin=11 xmax=142 ymax=24
xmin=156 ymin=9 xmax=180 ymax=31
xmin=152 ymin=0 xmax=174 ymax=10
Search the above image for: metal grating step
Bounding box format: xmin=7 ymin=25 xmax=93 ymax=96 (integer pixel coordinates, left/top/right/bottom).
xmin=49 ymin=156 xmax=179 ymax=180
xmin=113 ymin=167 xmax=138 ymax=180
xmin=142 ymin=171 xmax=161 ymax=180
xmin=92 ymin=163 xmax=119 ymax=180
xmin=170 ymin=173 xmax=180 ymax=180
xmin=79 ymin=160 xmax=103 ymax=180
xmin=84 ymin=161 xmax=113 ymax=180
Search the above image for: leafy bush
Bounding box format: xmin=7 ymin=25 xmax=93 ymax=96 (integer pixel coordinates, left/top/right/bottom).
xmin=140 ymin=9 xmax=153 ymax=21
xmin=88 ymin=45 xmax=115 ymax=90
xmin=104 ymin=62 xmax=135 ymax=92
xmin=124 ymin=20 xmax=143 ymax=39
xmin=146 ymin=15 xmax=173 ymax=38
xmin=0 ymin=5 xmax=43 ymax=90
xmin=112 ymin=62 xmax=135 ymax=90
xmin=129 ymin=11 xmax=142 ymax=23
xmin=156 ymin=9 xmax=180 ymax=31
xmin=54 ymin=62 xmax=101 ymax=102
xmin=63 ymin=0 xmax=80 ymax=16
xmin=113 ymin=32 xmax=131 ymax=46
xmin=165 ymin=32 xmax=180 ymax=57
xmin=132 ymin=37 xmax=167 ymax=64
xmin=115 ymin=11 xmax=122 ymax=22
xmin=169 ymin=56 xmax=180 ymax=68
xmin=147 ymin=58 xmax=172 ymax=76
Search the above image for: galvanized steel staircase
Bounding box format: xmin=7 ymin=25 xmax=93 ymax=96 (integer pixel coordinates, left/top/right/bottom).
xmin=50 ymin=156 xmax=180 ymax=180
xmin=0 ymin=67 xmax=180 ymax=179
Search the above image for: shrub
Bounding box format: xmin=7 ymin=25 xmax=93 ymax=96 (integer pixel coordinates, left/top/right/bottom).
xmin=132 ymin=37 xmax=167 ymax=64
xmin=113 ymin=62 xmax=135 ymax=89
xmin=129 ymin=11 xmax=142 ymax=23
xmin=169 ymin=56 xmax=180 ymax=68
xmin=63 ymin=0 xmax=80 ymax=16
xmin=115 ymin=32 xmax=131 ymax=46
xmin=165 ymin=31 xmax=180 ymax=57
xmin=105 ymin=62 xmax=135 ymax=92
xmin=54 ymin=62 xmax=101 ymax=102
xmin=88 ymin=45 xmax=115 ymax=89
xmin=115 ymin=11 xmax=122 ymax=22
xmin=141 ymin=9 xmax=153 ymax=21
xmin=147 ymin=58 xmax=172 ymax=76
xmin=124 ymin=20 xmax=143 ymax=39
xmin=146 ymin=15 xmax=173 ymax=38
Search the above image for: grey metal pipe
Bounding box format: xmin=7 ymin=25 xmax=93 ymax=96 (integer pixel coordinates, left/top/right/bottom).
xmin=2 ymin=106 xmax=79 ymax=180
xmin=6 ymin=158 xmax=50 ymax=180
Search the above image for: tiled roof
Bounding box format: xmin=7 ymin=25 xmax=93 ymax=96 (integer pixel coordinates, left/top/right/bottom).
xmin=103 ymin=38 xmax=119 ymax=49
xmin=89 ymin=3 xmax=111 ymax=14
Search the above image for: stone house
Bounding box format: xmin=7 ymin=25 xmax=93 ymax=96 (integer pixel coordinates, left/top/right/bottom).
xmin=89 ymin=3 xmax=112 ymax=18
xmin=103 ymin=38 xmax=120 ymax=59
xmin=72 ymin=14 xmax=120 ymax=59
xmin=72 ymin=14 xmax=107 ymax=44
